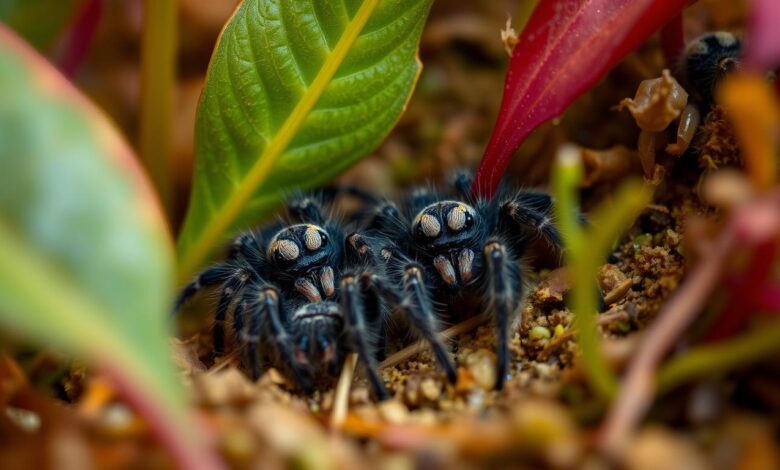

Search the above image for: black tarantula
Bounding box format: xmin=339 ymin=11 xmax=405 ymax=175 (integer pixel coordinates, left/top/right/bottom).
xmin=176 ymin=175 xmax=567 ymax=396
xmin=681 ymin=31 xmax=742 ymax=110
xmin=175 ymin=192 xmax=464 ymax=400
xmin=353 ymin=173 xmax=565 ymax=390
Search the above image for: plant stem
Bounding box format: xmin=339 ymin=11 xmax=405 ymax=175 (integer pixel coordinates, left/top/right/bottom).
xmin=657 ymin=321 xmax=780 ymax=393
xmin=553 ymin=145 xmax=618 ymax=400
xmin=140 ymin=0 xmax=176 ymax=217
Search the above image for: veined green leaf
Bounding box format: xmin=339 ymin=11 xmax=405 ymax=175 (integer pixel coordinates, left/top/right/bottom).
xmin=0 ymin=0 xmax=85 ymax=49
xmin=177 ymin=0 xmax=434 ymax=279
xmin=0 ymin=25 xmax=218 ymax=468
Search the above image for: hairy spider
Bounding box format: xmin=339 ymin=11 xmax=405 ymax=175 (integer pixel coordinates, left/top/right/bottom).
xmin=353 ymin=173 xmax=566 ymax=390
xmin=681 ymin=31 xmax=742 ymax=110
xmin=175 ymin=193 xmax=462 ymax=400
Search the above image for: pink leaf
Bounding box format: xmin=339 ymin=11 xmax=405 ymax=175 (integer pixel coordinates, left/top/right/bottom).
xmin=473 ymin=0 xmax=692 ymax=197
xmin=746 ymin=0 xmax=780 ymax=69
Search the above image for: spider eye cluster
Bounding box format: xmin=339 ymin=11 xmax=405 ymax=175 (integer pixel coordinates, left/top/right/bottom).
xmin=268 ymin=224 xmax=329 ymax=262
xmin=413 ymin=202 xmax=475 ymax=239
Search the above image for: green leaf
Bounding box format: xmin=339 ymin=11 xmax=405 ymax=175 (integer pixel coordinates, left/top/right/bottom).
xmin=0 ymin=0 xmax=85 ymax=49
xmin=0 ymin=26 xmax=218 ymax=468
xmin=177 ymin=0 xmax=433 ymax=279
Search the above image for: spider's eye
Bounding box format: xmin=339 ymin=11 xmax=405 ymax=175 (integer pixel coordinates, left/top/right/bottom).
xmin=303 ymin=226 xmax=323 ymax=251
xmin=320 ymin=232 xmax=328 ymax=245
xmin=270 ymin=239 xmax=299 ymax=261
xmin=416 ymin=213 xmax=441 ymax=238
xmin=447 ymin=205 xmax=474 ymax=232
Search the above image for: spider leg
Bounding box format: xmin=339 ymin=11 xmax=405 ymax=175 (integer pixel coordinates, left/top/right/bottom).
xmin=287 ymin=196 xmax=326 ymax=224
xmin=453 ymin=172 xmax=474 ymax=200
xmin=501 ymin=192 xmax=565 ymax=249
xmin=213 ymin=267 xmax=251 ymax=355
xmin=483 ymin=240 xmax=522 ymax=390
xmin=233 ymin=298 xmax=266 ymax=378
xmin=228 ymin=232 xmax=263 ymax=265
xmin=363 ymin=268 xmax=458 ymax=384
xmin=341 ymin=275 xmax=390 ymax=400
xmin=173 ymin=264 xmax=232 ymax=312
xmin=250 ymin=287 xmax=313 ymax=392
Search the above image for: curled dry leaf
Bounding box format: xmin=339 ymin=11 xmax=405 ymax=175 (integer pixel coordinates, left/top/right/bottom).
xmin=500 ymin=16 xmax=518 ymax=57
xmin=618 ymin=70 xmax=688 ymax=132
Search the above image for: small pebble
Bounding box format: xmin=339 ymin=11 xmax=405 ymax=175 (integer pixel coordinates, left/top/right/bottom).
xmin=378 ymin=400 xmax=409 ymax=424
xmin=420 ymin=377 xmax=441 ymax=401
xmin=466 ymin=349 xmax=497 ymax=390
xmin=530 ymin=326 xmax=551 ymax=340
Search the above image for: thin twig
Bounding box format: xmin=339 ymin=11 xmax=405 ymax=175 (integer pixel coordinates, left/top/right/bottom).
xmin=598 ymin=229 xmax=736 ymax=457
xmin=330 ymin=353 xmax=358 ymax=430
xmin=541 ymin=308 xmax=630 ymax=357
xmin=379 ymin=314 xmax=489 ymax=370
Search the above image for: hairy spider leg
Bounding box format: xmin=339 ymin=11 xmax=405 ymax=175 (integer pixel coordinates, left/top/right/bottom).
xmin=213 ymin=267 xmax=251 ymax=355
xmin=501 ymin=192 xmax=564 ymax=248
xmin=175 ymin=232 xmax=263 ymax=313
xmin=483 ymin=240 xmax=522 ymax=390
xmin=287 ymin=195 xmax=327 ymax=225
xmin=173 ymin=264 xmax=233 ymax=313
xmin=341 ymin=275 xmax=390 ymax=400
xmin=243 ymin=287 xmax=313 ymax=392
xmin=364 ymin=268 xmax=458 ymax=385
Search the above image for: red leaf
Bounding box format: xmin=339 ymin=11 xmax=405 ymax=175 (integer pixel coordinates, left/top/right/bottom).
xmin=473 ymin=0 xmax=691 ymax=197
xmin=660 ymin=13 xmax=684 ymax=67
xmin=746 ymin=0 xmax=780 ymax=69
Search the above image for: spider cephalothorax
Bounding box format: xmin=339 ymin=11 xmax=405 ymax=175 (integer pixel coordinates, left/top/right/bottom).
xmin=356 ymin=173 xmax=566 ymax=390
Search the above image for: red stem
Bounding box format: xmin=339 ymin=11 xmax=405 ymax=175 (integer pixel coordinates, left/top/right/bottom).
xmin=660 ymin=13 xmax=684 ymax=69
xmin=56 ymin=0 xmax=102 ymax=77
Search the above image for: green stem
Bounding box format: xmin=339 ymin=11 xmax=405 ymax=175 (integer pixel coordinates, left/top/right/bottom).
xmin=553 ymin=145 xmax=617 ymax=399
xmin=140 ymin=0 xmax=176 ymax=217
xmin=657 ymin=320 xmax=780 ymax=393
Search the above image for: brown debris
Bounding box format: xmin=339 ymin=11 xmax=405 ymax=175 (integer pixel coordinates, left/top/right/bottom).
xmin=619 ymin=70 xmax=688 ymax=132
xmin=696 ymin=105 xmax=743 ymax=172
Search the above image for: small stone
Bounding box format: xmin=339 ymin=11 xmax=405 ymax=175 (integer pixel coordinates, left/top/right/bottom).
xmin=598 ymin=264 xmax=629 ymax=294
xmin=420 ymin=377 xmax=441 ymax=401
xmin=530 ymin=326 xmax=551 ymax=340
xmin=531 ymin=268 xmax=571 ymax=306
xmin=349 ymin=386 xmax=370 ymax=406
xmin=378 ymin=400 xmax=409 ymax=424
xmin=467 ymin=389 xmax=486 ymax=410
xmin=4 ymin=407 xmax=40 ymax=432
xmin=466 ymin=349 xmax=497 ymax=390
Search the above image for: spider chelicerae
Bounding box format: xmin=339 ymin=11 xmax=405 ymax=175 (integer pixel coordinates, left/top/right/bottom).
xmin=176 ymin=174 xmax=569 ymax=397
